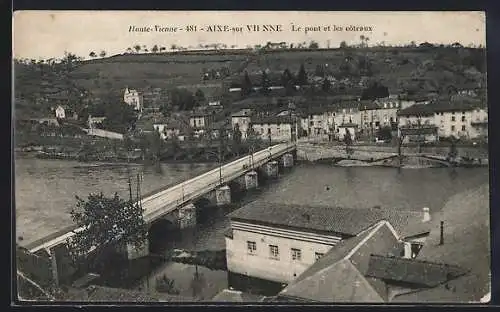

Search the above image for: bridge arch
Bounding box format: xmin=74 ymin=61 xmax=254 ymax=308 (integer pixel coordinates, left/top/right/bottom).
xmin=148 ymin=218 xmax=176 ymax=254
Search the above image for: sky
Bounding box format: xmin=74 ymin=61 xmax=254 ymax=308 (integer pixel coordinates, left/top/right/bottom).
xmin=13 ymin=11 xmax=486 ymax=60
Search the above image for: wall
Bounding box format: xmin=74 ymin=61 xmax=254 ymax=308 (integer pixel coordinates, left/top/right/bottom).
xmin=226 ymin=221 xmax=341 ymax=283
xmin=252 ymin=123 xmax=293 ymax=143
xmin=16 ymin=247 xmax=53 ymax=287
xmin=231 ymin=116 xmax=251 ymax=139
xmin=334 ymin=109 xmax=362 ymax=128
xmin=190 ymin=116 xmax=208 ymax=129
xmin=434 ymin=108 xmax=488 ymax=139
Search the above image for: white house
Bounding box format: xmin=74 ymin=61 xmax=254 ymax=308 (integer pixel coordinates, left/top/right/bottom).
xmin=153 ymin=119 xmax=182 ymax=140
xmin=225 ymin=203 xmax=430 ymax=290
xmin=432 ymin=99 xmax=487 ymax=140
xmin=231 ymin=109 xmax=253 ymax=140
xmin=124 ymin=87 xmax=144 ymax=111
xmin=55 ymin=105 xmax=66 ymax=119
xmin=251 ymin=116 xmax=295 ymax=143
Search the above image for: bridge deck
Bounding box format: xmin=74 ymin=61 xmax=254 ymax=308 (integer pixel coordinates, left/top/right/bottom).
xmin=28 ymin=143 xmax=296 ymax=253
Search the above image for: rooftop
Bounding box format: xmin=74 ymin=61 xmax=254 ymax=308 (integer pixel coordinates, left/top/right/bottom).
xmin=251 ymin=116 xmax=294 ymax=125
xmin=228 ymin=203 xmax=430 ymax=238
xmin=231 ymin=109 xmax=253 ymax=117
xmin=397 ymin=104 xmax=436 ymax=116
xmin=365 ymin=254 xmax=469 ymax=288
xmin=279 ymin=221 xmax=400 ymax=302
xmin=393 ymin=183 xmax=490 ymax=303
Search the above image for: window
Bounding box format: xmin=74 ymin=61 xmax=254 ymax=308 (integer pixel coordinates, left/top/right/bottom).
xmin=451 ymin=125 xmax=455 ymax=131
xmin=291 ymin=248 xmax=302 ymax=261
xmin=247 ymin=241 xmax=257 ymax=254
xmin=441 ymin=112 xmax=444 ymax=116
xmin=269 ymin=245 xmax=279 ymax=260
xmin=462 ymin=111 xmax=466 ymax=115
xmin=462 ymin=125 xmax=466 ymax=131
xmin=461 ymin=116 xmax=466 ymax=122
xmin=315 ymin=252 xmax=324 ymax=261
xmin=451 ymin=116 xmax=455 ymax=122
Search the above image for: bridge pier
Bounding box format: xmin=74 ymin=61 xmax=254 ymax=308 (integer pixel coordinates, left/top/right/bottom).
xmin=282 ymin=153 xmax=294 ymax=168
xmin=245 ymin=171 xmax=259 ymax=190
xmin=265 ymin=161 xmax=279 ymax=179
xmin=216 ymin=185 xmax=232 ymax=206
xmin=178 ymin=203 xmax=197 ymax=229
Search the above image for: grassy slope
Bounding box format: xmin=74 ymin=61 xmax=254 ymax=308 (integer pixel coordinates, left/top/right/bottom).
xmin=14 ymin=47 xmax=486 ymax=117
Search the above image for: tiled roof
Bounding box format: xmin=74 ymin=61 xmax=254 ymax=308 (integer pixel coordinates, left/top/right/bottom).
xmin=279 ymin=259 xmax=385 ymax=302
xmin=397 ymin=104 xmax=435 ymax=116
xmin=394 ymin=183 xmax=490 ymax=303
xmin=228 ymin=203 xmax=429 ymax=238
xmin=431 ymin=99 xmax=485 ymax=112
xmin=251 ymin=116 xmax=294 ymax=125
xmin=365 ymin=255 xmax=469 ymax=288
xmin=278 ymin=221 xmax=401 ymax=302
xmin=231 ymin=109 xmax=253 ymax=117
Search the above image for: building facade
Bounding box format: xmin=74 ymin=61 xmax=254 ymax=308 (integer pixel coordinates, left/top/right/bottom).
xmin=231 ymin=109 xmax=253 ymax=140
xmin=55 ymin=105 xmax=66 ymax=119
xmin=123 ymin=87 xmax=144 ymax=111
xmin=251 ymin=116 xmax=295 ymax=143
xmin=225 ymin=204 xmax=430 ymax=292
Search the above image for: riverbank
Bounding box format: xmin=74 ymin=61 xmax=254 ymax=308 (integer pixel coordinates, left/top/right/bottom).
xmin=296 ymin=142 xmax=489 ymax=168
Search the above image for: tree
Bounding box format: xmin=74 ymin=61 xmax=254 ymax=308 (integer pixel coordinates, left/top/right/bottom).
xmin=361 ymin=81 xmax=389 ymax=100
xmin=282 ymin=68 xmax=295 ymax=95
xmin=315 ymin=64 xmax=325 ymax=77
xmin=241 ymin=71 xmax=253 ymax=96
xmin=99 ymin=50 xmax=107 ymax=58
xmin=322 ymin=77 xmax=332 ymax=92
xmin=167 ymin=88 xmax=196 ymax=111
xmin=448 ymin=136 xmax=458 ymax=163
xmin=233 ymin=123 xmax=242 ymax=146
xmin=340 ymin=41 xmax=348 ymax=49
xmin=126 ymin=47 xmax=133 ymax=54
xmin=152 ymin=44 xmax=159 ymax=53
xmin=344 ymin=129 xmax=354 ymax=159
xmin=309 ymin=41 xmax=319 ymax=49
xmin=89 ymin=51 xmax=97 ymax=58
xmin=67 ymin=192 xmax=148 ymax=269
xmin=260 ymin=70 xmax=271 ymax=94
xmin=194 ymin=89 xmax=206 ymax=106
xmin=134 ymin=45 xmax=141 ymax=53
xmin=377 ymin=126 xmax=392 ymax=142
xmin=297 ymin=64 xmax=308 ymax=85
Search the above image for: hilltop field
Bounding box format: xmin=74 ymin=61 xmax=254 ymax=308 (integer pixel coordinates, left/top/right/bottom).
xmin=14 ymin=46 xmax=486 ymax=119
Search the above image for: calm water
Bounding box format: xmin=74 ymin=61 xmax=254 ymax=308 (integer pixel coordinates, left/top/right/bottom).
xmin=14 ymin=157 xmax=216 ymax=245
xmin=14 ymin=157 xmax=489 ymax=299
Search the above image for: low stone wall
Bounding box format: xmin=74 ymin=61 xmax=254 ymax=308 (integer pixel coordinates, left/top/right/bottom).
xmin=297 ymin=142 xmax=489 ymax=163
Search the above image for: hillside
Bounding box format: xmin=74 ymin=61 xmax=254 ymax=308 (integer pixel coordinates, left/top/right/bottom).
xmin=14 ymin=47 xmax=486 ymax=119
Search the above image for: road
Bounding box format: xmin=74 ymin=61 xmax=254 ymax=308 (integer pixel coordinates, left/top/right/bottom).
xmin=29 ymin=142 xmax=295 ymax=253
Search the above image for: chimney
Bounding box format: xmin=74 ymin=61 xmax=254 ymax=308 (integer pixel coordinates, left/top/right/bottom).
xmin=439 ymin=221 xmax=444 ymax=245
xmin=422 ymin=207 xmax=431 ymax=222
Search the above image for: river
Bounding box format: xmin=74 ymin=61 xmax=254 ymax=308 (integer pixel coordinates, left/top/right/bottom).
xmin=14 ymin=157 xmax=489 ymax=300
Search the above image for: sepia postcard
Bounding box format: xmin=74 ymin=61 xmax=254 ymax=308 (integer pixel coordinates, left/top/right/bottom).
xmin=12 ymin=11 xmax=490 ymax=304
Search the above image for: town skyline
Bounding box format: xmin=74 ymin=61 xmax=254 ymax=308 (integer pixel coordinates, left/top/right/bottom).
xmin=13 ymin=11 xmax=486 ymax=60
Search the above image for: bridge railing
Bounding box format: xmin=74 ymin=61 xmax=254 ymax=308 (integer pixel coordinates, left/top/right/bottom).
xmin=29 ymin=142 xmax=297 ymax=252
xmin=144 ymin=142 xmax=296 ymax=221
